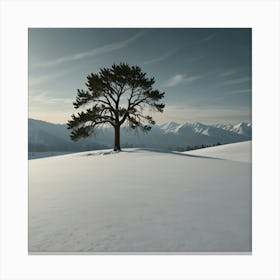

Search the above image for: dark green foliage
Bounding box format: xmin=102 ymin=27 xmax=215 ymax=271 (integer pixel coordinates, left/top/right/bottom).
xmin=67 ymin=63 xmax=165 ymax=150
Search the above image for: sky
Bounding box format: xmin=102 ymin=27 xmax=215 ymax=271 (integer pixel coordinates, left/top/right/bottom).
xmin=29 ymin=28 xmax=252 ymax=125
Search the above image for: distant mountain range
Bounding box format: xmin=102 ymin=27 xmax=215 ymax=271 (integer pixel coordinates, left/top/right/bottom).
xmin=28 ymin=118 xmax=252 ymax=152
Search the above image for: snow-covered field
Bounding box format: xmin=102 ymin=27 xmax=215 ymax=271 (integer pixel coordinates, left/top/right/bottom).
xmin=184 ymin=141 xmax=252 ymax=163
xmin=29 ymin=141 xmax=251 ymax=253
xmin=28 ymin=151 xmax=74 ymax=160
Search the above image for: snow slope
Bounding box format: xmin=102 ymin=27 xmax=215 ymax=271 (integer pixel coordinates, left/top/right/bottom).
xmin=184 ymin=141 xmax=251 ymax=163
xmin=29 ymin=142 xmax=251 ymax=253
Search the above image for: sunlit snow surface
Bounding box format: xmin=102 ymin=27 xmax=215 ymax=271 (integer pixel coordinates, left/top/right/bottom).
xmin=184 ymin=141 xmax=251 ymax=163
xmin=29 ymin=141 xmax=251 ymax=253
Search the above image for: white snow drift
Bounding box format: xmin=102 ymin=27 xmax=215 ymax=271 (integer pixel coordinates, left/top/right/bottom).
xmin=184 ymin=141 xmax=251 ymax=163
xmin=29 ymin=141 xmax=251 ymax=253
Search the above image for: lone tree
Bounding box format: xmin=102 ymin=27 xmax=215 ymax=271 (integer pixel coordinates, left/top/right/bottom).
xmin=67 ymin=63 xmax=165 ymax=151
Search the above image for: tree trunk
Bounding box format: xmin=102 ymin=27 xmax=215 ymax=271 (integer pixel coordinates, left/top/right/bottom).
xmin=114 ymin=125 xmax=121 ymax=151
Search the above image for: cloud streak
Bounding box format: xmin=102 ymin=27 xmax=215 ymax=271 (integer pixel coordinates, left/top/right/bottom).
xmin=29 ymin=91 xmax=74 ymax=123
xmin=143 ymin=48 xmax=180 ymax=65
xmin=29 ymin=90 xmax=73 ymax=106
xmin=219 ymin=77 xmax=251 ymax=86
xmin=143 ymin=36 xmax=210 ymax=66
xmin=201 ymin=33 xmax=216 ymax=42
xmin=36 ymin=30 xmax=147 ymax=68
xmin=231 ymin=88 xmax=251 ymax=94
xmin=153 ymin=104 xmax=251 ymax=125
xmin=220 ymin=69 xmax=239 ymax=77
xmin=29 ymin=68 xmax=75 ymax=87
xmin=163 ymin=74 xmax=202 ymax=88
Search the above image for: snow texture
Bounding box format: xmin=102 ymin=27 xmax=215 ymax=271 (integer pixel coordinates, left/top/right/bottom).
xmin=184 ymin=141 xmax=251 ymax=163
xmin=29 ymin=142 xmax=251 ymax=253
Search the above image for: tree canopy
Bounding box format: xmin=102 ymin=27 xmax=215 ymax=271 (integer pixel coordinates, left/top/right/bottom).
xmin=67 ymin=63 xmax=165 ymax=151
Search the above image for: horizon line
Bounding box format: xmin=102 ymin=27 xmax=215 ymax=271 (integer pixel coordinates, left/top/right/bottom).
xmin=28 ymin=117 xmax=252 ymax=127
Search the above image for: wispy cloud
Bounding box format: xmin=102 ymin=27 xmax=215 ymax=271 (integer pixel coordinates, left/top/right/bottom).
xmin=29 ymin=90 xmax=74 ymax=123
xmin=188 ymin=55 xmax=204 ymax=62
xmin=143 ymin=35 xmax=212 ymax=66
xmin=220 ymin=77 xmax=251 ymax=86
xmin=231 ymin=88 xmax=251 ymax=94
xmin=36 ymin=30 xmax=147 ymax=68
xmin=29 ymin=68 xmax=75 ymax=87
xmin=153 ymin=104 xmax=251 ymax=125
xmin=163 ymin=74 xmax=202 ymax=88
xmin=29 ymin=90 xmax=73 ymax=105
xmin=202 ymin=33 xmax=216 ymax=42
xmin=143 ymin=48 xmax=179 ymax=65
xmin=219 ymin=66 xmax=249 ymax=78
xmin=220 ymin=69 xmax=239 ymax=77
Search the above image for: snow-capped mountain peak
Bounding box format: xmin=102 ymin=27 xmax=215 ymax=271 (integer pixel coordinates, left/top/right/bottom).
xmin=231 ymin=122 xmax=252 ymax=136
xmin=160 ymin=121 xmax=180 ymax=133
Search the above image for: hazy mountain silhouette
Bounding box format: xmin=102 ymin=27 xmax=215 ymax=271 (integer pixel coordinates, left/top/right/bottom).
xmin=28 ymin=118 xmax=251 ymax=152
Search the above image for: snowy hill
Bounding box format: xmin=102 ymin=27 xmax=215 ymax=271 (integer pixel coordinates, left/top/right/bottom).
xmin=29 ymin=141 xmax=251 ymax=252
xmin=184 ymin=141 xmax=251 ymax=163
xmin=28 ymin=118 xmax=252 ymax=154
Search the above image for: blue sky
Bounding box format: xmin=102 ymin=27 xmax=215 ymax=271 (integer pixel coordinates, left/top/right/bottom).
xmin=29 ymin=28 xmax=251 ymax=124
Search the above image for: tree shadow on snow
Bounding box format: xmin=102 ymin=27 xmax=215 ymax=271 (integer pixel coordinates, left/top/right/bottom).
xmin=80 ymin=148 xmax=223 ymax=161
